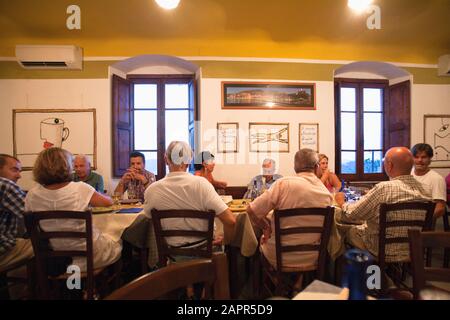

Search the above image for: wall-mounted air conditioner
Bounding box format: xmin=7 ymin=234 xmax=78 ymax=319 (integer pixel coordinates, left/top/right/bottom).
xmin=15 ymin=45 xmax=83 ymax=70
xmin=438 ymin=54 xmax=450 ymax=76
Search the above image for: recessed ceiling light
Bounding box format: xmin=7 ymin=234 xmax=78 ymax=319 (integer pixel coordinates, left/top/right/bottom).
xmin=155 ymin=0 xmax=180 ymax=10
xmin=348 ymin=0 xmax=373 ymax=13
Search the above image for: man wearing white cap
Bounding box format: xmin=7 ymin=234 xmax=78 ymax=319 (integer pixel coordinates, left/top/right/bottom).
xmin=244 ymin=158 xmax=282 ymax=199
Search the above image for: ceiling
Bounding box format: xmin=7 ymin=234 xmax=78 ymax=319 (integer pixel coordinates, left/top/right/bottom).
xmin=0 ymin=0 xmax=449 ymax=64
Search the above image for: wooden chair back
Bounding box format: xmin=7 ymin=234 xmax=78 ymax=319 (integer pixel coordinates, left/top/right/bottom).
xmin=105 ymin=252 xmax=229 ymax=300
xmin=151 ymin=209 xmax=215 ymax=267
xmin=408 ymin=230 xmax=450 ymax=299
xmin=24 ymin=210 xmax=95 ymax=299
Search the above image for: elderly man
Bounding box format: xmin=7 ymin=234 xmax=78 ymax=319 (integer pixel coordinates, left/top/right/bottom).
xmin=335 ymin=147 xmax=432 ymax=260
xmin=247 ymin=148 xmax=332 ymax=270
xmin=115 ymin=151 xmax=156 ymax=201
xmin=73 ymin=154 xmax=105 ymax=192
xmin=0 ymin=154 xmax=33 ymax=272
xmin=143 ymin=141 xmax=236 ymax=252
xmin=411 ymin=143 xmax=447 ymax=219
xmin=244 ymin=158 xmax=283 ymax=199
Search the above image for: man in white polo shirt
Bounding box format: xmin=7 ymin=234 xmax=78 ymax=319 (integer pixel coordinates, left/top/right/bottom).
xmin=411 ymin=143 xmax=446 ymax=221
xmin=143 ymin=141 xmax=236 ymax=250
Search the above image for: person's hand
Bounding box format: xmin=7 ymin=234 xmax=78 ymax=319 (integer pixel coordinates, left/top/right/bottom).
xmin=213 ymin=235 xmax=224 ymax=246
xmin=334 ymin=192 xmax=346 ymax=207
xmin=260 ymin=224 xmax=272 ymax=244
xmin=127 ymin=168 xmax=148 ymax=184
xmin=121 ymin=172 xmax=132 ymax=184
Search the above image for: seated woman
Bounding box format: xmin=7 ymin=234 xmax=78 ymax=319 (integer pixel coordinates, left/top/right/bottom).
xmin=25 ymin=147 xmax=122 ymax=271
xmin=193 ymin=151 xmax=227 ymax=190
xmin=317 ymin=154 xmax=341 ymax=193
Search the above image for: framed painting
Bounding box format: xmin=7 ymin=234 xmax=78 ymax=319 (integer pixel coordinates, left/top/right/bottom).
xmin=299 ymin=123 xmax=319 ymax=152
xmin=222 ymin=81 xmax=315 ymax=110
xmin=423 ymin=114 xmax=450 ymax=168
xmin=13 ymin=108 xmax=97 ymax=170
xmin=249 ymin=123 xmax=289 ymax=153
xmin=217 ymin=122 xmax=239 ymax=153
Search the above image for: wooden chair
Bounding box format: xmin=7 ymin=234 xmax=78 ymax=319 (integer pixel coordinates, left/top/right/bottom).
xmin=259 ymin=206 xmax=334 ymax=298
xmin=377 ymin=201 xmax=435 ymax=293
xmin=105 ymin=252 xmax=229 ymax=300
xmin=151 ymin=209 xmax=215 ymax=267
xmin=0 ymin=257 xmax=34 ymax=300
xmin=408 ymin=230 xmax=450 ymax=299
xmin=24 ymin=210 xmax=122 ymax=300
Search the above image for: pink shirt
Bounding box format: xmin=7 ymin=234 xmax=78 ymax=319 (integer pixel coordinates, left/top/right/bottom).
xmin=249 ymin=172 xmax=332 ymax=270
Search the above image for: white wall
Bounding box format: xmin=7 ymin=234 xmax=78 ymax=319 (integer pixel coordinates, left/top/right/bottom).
xmin=199 ymin=78 xmax=336 ymax=186
xmin=0 ymin=79 xmax=113 ymax=192
xmin=411 ymin=83 xmax=450 ymax=178
xmin=0 ymin=77 xmax=448 ymax=191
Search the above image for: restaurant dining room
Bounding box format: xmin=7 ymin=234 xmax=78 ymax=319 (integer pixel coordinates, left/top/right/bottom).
xmin=0 ymin=0 xmax=449 ymax=305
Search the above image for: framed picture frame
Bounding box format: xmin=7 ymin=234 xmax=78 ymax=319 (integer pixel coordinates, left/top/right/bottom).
xmin=13 ymin=108 xmax=97 ymax=170
xmin=217 ymin=122 xmax=239 ymax=153
xmin=423 ymin=114 xmax=450 ymax=168
xmin=249 ymin=122 xmax=289 ymax=153
xmin=299 ymin=123 xmax=319 ymax=152
xmin=222 ymin=81 xmax=315 ymax=110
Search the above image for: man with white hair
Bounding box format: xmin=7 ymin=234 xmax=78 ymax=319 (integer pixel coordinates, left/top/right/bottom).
xmin=73 ymin=154 xmax=105 ymax=192
xmin=143 ymin=141 xmax=236 ymax=251
xmin=247 ymin=149 xmax=332 ymax=270
xmin=244 ymin=158 xmax=282 ymax=199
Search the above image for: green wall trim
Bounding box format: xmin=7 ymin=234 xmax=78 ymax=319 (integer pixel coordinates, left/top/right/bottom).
xmin=1 ymin=60 xmax=449 ymax=84
xmin=194 ymin=61 xmax=340 ymax=81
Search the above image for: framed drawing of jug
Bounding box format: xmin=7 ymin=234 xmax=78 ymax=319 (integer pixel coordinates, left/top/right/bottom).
xmin=13 ymin=109 xmax=97 ymax=170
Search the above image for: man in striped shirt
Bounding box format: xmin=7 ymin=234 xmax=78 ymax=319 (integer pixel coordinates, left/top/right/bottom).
xmin=0 ymin=154 xmax=33 ymax=271
xmin=335 ymin=147 xmax=432 ymax=261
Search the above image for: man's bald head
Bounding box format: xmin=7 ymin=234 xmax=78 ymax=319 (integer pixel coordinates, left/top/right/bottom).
xmin=384 ymin=147 xmax=414 ymax=177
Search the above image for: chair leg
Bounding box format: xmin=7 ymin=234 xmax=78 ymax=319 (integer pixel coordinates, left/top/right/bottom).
xmin=139 ymin=249 xmax=148 ymax=275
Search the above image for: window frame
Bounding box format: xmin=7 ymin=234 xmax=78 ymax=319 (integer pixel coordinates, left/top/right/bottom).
xmin=112 ymin=74 xmax=196 ymax=180
xmin=334 ymin=78 xmax=389 ymax=182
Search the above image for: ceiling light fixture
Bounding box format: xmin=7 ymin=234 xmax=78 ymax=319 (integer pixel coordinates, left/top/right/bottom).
xmin=348 ymin=0 xmax=373 ymax=13
xmin=155 ymin=0 xmax=180 ymax=10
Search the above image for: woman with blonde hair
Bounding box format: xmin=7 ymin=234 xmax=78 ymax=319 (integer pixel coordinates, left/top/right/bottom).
xmin=25 ymin=147 xmax=121 ymax=271
xmin=317 ymin=154 xmax=342 ymax=193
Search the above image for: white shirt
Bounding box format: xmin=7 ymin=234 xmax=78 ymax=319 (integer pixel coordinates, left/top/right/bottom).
xmin=412 ymin=169 xmax=446 ymax=201
xmin=25 ymin=182 xmax=121 ymax=271
xmin=144 ymin=171 xmax=228 ymax=247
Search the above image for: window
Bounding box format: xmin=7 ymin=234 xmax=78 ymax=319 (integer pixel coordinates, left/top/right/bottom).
xmin=335 ymin=79 xmax=388 ymax=181
xmin=112 ymin=75 xmax=197 ymax=180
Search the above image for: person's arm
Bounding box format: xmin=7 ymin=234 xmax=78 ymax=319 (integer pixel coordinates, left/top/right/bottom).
xmin=330 ymin=173 xmax=342 ymax=191
xmin=89 ymin=191 xmax=113 ymax=207
xmin=114 ymin=171 xmax=132 ymax=195
xmin=211 ymin=178 xmax=227 ymax=189
xmin=434 ymin=200 xmax=446 ymax=218
xmin=217 ymin=208 xmax=236 ymax=244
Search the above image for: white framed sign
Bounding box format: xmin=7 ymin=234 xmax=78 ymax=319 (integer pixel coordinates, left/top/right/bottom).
xmin=299 ymin=123 xmax=319 ymax=152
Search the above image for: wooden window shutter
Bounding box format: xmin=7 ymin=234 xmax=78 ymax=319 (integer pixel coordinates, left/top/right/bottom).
xmin=386 ymin=80 xmax=411 ymax=149
xmin=112 ymin=74 xmax=133 ymax=177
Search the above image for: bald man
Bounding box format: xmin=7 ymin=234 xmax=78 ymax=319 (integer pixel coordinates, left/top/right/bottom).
xmin=73 ymin=155 xmax=105 ymax=193
xmin=334 ymin=147 xmax=432 ymax=261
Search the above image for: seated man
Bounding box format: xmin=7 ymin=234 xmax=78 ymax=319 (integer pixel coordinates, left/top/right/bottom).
xmin=411 ymin=143 xmax=447 ymax=220
xmin=144 ymin=141 xmax=236 ymax=255
xmin=247 ymin=148 xmax=332 ymax=270
xmin=72 ymin=154 xmax=105 ymax=193
xmin=244 ymin=158 xmax=282 ymax=199
xmin=114 ymin=151 xmax=156 ymax=201
xmin=0 ymin=154 xmax=34 ymax=272
xmin=335 ymin=147 xmax=432 ymax=261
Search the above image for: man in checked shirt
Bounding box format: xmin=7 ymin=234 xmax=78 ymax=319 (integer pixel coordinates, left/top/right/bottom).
xmin=334 ymin=147 xmax=432 ymax=261
xmin=0 ymin=154 xmax=34 ymax=272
